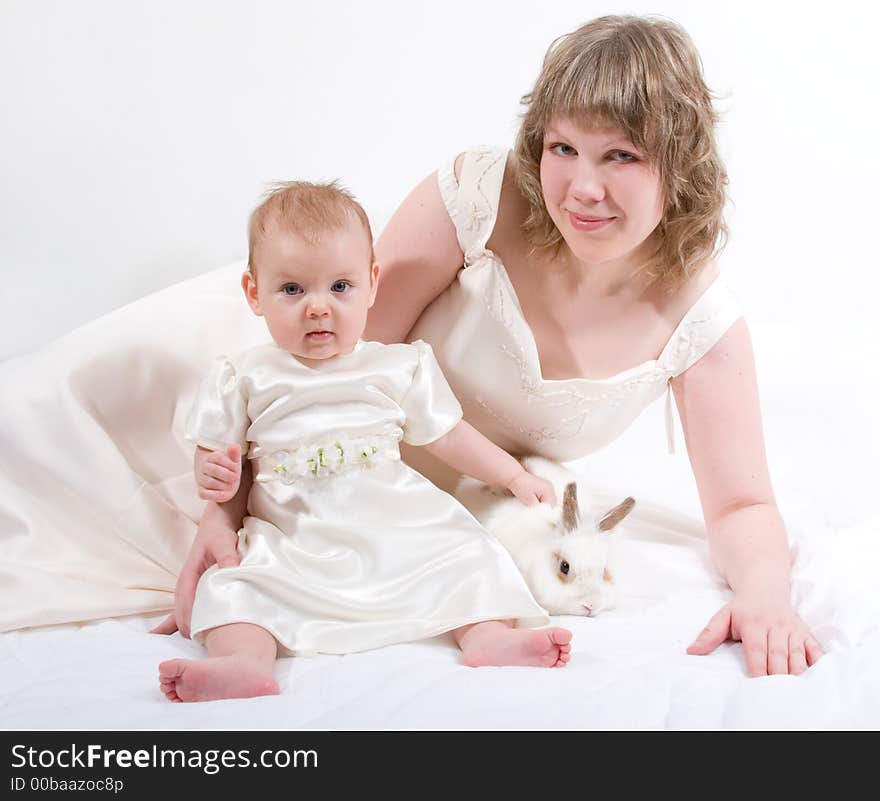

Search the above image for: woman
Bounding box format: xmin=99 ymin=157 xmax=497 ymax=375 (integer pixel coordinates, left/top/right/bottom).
xmin=166 ymin=15 xmax=821 ymax=677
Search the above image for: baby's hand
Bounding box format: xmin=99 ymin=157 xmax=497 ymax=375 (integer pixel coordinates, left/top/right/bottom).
xmin=507 ymin=469 xmax=557 ymax=507
xmin=196 ymin=444 xmax=242 ymax=503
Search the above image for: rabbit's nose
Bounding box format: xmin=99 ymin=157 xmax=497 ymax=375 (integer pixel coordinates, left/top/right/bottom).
xmin=582 ymin=604 xmax=593 ymax=616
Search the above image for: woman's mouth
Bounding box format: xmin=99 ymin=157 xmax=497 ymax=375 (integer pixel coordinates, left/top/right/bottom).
xmin=567 ymin=212 xmax=616 ymax=232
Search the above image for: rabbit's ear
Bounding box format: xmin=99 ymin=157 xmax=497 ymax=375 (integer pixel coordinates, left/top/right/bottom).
xmin=597 ymin=497 xmax=635 ymax=532
xmin=561 ymin=482 xmax=580 ymax=533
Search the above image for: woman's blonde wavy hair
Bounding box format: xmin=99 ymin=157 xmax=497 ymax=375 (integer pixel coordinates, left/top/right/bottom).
xmin=514 ymin=15 xmax=728 ymax=288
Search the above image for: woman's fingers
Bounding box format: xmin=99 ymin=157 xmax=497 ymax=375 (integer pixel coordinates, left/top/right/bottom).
xmin=805 ymin=636 xmax=824 ymax=666
xmin=149 ymin=613 xmax=179 ymax=635
xmin=690 ymin=603 xmax=822 ymax=677
xmin=174 ymin=555 xmax=207 ymax=640
xmin=740 ymin=626 xmax=769 ymax=677
xmin=686 ymin=604 xmax=731 ymax=655
xmin=788 ymin=634 xmax=808 ymax=675
xmin=767 ymin=626 xmax=789 ymax=675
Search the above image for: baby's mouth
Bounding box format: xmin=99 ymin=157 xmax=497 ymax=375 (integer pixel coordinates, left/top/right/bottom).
xmin=306 ymin=330 xmax=334 ymax=340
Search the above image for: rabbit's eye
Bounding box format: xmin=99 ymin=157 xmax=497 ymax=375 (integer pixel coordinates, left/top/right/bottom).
xmin=559 ymin=560 xmax=570 ymax=575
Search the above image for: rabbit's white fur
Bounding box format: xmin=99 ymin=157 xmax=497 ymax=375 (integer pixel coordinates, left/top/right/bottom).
xmin=454 ymin=456 xmax=634 ymax=617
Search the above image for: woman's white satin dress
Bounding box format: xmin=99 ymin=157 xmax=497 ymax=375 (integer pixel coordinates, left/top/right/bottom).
xmin=185 ymin=339 xmax=548 ymax=656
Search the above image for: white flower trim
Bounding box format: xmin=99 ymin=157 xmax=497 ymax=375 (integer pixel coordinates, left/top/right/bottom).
xmin=269 ymin=436 xmax=397 ymax=483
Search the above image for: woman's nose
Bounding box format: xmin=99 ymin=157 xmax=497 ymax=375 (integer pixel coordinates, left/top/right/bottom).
xmin=570 ymin=165 xmax=606 ymax=204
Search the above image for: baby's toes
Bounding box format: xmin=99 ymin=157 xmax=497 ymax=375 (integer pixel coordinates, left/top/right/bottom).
xmin=549 ymin=627 xmax=573 ymax=646
xmin=160 ymin=683 xmax=181 ymax=702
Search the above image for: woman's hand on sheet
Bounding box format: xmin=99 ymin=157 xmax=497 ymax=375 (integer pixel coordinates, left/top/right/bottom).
xmin=687 ymin=595 xmax=823 ymax=677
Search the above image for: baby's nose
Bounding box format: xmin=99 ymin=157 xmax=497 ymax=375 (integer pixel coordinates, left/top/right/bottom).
xmin=307 ymin=300 xmax=330 ymax=317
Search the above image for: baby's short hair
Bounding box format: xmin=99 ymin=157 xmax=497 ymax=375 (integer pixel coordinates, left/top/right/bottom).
xmin=247 ymin=181 xmax=374 ymax=275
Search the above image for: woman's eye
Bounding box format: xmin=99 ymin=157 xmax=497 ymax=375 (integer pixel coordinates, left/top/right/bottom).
xmin=331 ymin=281 xmax=350 ymax=293
xmin=550 ymin=143 xmax=576 ymax=157
xmin=559 ymin=560 xmax=570 ymax=575
xmin=281 ymin=284 xmax=302 ymax=295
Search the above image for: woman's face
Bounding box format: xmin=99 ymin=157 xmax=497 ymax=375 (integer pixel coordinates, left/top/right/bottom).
xmin=540 ymin=117 xmax=664 ymax=269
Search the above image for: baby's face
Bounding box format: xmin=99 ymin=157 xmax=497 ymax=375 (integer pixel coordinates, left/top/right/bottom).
xmin=244 ymin=223 xmax=378 ymax=365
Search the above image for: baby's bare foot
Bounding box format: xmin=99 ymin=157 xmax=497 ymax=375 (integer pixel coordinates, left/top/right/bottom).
xmin=158 ymin=657 xmax=279 ymax=702
xmin=460 ymin=626 xmax=572 ymax=668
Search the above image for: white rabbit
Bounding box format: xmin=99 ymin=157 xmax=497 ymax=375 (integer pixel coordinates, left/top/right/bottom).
xmin=454 ymin=456 xmax=634 ymax=617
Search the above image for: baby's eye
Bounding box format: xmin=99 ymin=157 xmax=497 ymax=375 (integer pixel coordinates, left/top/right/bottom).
xmin=281 ymin=284 xmax=303 ymax=295
xmin=549 ymin=143 xmax=577 ymax=157
xmin=609 ymin=150 xmax=637 ymax=163
xmin=331 ymin=280 xmax=351 ymax=293
xmin=559 ymin=560 xmax=570 ymax=575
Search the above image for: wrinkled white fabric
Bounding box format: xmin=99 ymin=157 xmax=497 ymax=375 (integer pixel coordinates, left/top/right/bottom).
xmin=0 ymin=264 xmax=268 ymax=632
xmin=406 ymin=146 xmax=742 ymax=490
xmin=186 ymin=339 xmax=548 ymax=655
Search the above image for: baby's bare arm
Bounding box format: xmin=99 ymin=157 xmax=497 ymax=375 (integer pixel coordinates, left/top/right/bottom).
xmin=422 ymin=420 xmax=555 ymax=506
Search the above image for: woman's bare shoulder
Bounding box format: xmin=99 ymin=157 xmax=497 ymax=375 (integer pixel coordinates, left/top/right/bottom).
xmin=657 ymin=259 xmax=722 ymax=322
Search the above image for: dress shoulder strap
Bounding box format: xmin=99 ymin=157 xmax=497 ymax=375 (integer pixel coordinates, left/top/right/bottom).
xmin=436 ymin=146 xmax=508 ymax=265
xmin=658 ymin=277 xmax=744 ymax=379
xmin=658 ymin=276 xmax=743 ymax=454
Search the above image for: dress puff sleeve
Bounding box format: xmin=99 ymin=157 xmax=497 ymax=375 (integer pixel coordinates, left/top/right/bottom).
xmin=184 ymin=356 xmax=250 ymax=454
xmin=399 ymin=340 xmax=463 ymax=446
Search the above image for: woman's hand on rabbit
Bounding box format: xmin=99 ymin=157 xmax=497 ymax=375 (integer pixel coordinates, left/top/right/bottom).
xmin=196 ymin=444 xmax=242 ymax=503
xmin=687 ymin=593 xmax=823 ymax=676
xmin=507 ymin=469 xmax=557 ymax=507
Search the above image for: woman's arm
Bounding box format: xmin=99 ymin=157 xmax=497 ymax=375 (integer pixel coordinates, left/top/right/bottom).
xmin=671 ymin=318 xmax=822 ymax=676
xmin=151 ymin=458 xmax=252 ymax=639
xmin=365 ymin=157 xmax=466 ymax=344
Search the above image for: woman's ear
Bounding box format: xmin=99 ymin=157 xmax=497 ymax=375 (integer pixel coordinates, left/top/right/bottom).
xmin=367 ymin=263 xmax=381 ymax=308
xmin=241 ymin=269 xmax=263 ymax=316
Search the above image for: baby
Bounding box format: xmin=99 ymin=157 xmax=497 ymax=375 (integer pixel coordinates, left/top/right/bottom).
xmin=159 ymin=181 xmax=572 ymax=702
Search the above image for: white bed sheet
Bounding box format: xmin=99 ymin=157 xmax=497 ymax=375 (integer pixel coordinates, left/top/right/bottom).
xmin=1 ymin=262 xmax=878 ymax=730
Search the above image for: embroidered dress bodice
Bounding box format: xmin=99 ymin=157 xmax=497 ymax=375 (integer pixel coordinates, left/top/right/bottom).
xmin=408 ymin=146 xmax=742 ymax=463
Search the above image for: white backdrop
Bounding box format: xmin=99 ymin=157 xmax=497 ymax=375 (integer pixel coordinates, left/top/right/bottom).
xmin=2 ymin=0 xmax=879 ymax=361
